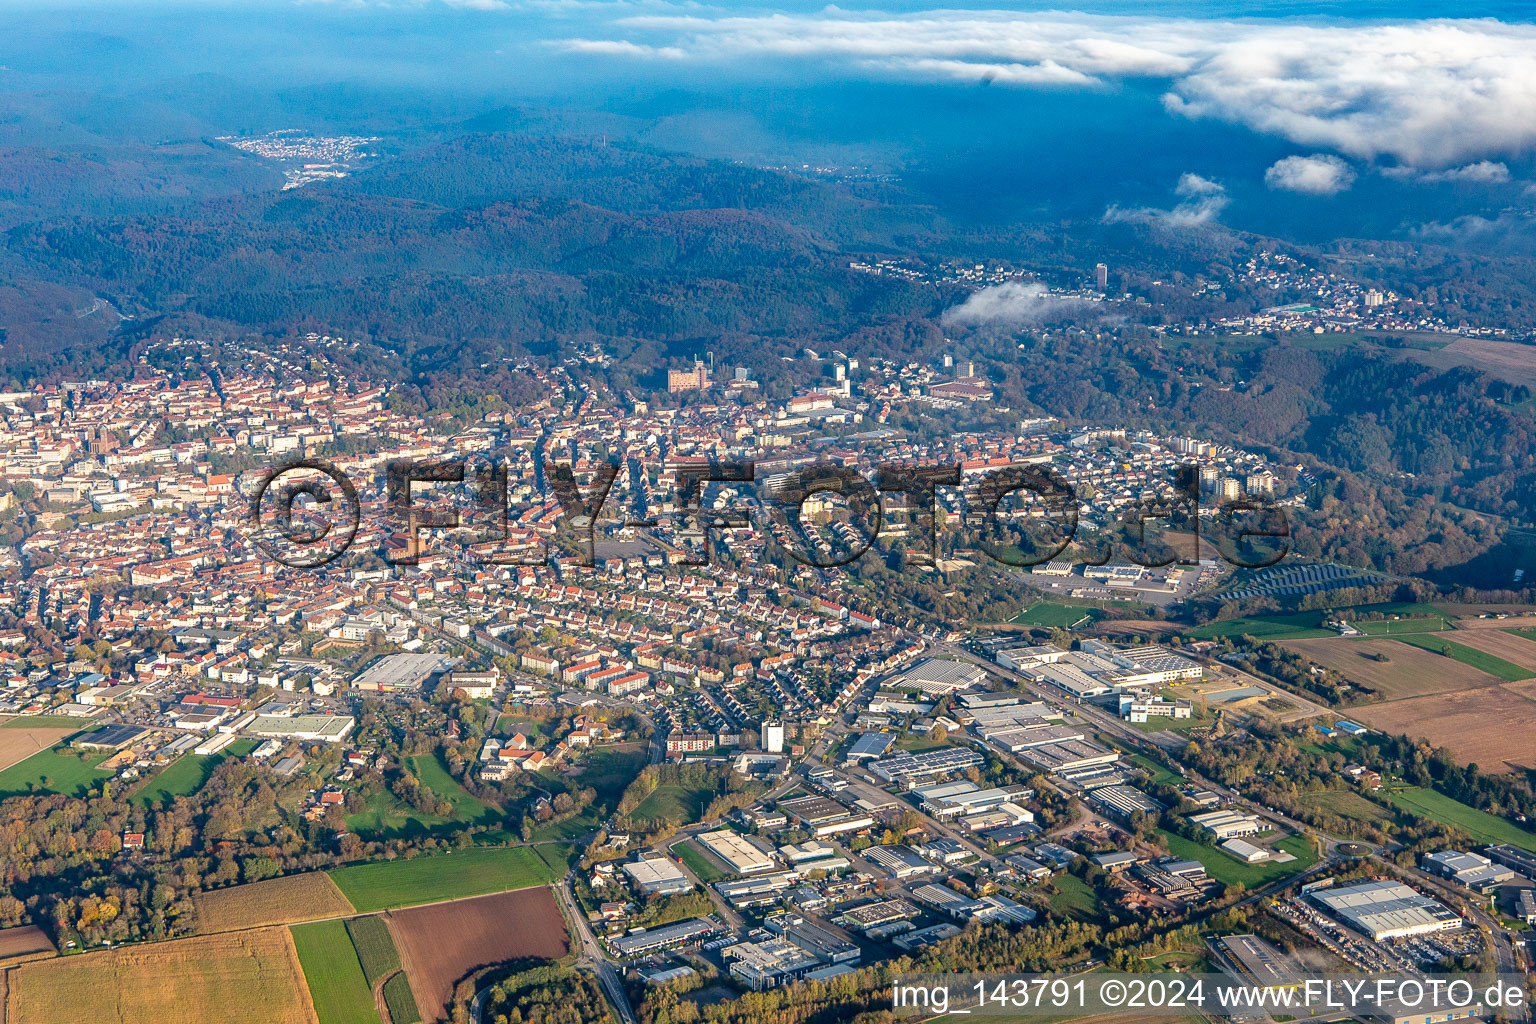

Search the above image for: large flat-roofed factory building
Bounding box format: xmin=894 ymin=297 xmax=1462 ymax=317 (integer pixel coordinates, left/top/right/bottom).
xmin=1310 ymin=880 xmax=1462 ymax=941
xmin=623 ymin=855 xmax=695 ymax=896
xmin=350 ymin=652 xmax=456 ymax=693
xmin=886 ymin=658 xmax=988 ymax=695
xmin=869 ymin=747 xmax=985 ymax=785
xmin=696 ymin=829 xmax=777 ymax=875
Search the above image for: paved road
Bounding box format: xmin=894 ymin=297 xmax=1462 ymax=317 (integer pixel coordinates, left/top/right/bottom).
xmin=554 ymin=878 xmax=638 ymax=1024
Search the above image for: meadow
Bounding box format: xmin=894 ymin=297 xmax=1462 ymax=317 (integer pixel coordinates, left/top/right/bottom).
xmin=671 ymin=838 xmax=729 ymax=883
xmin=1190 ymin=602 xmax=1448 ymax=641
xmin=0 ymin=744 xmax=111 ymax=799
xmin=134 ymin=740 xmax=258 ymax=808
xmin=1045 ymin=873 xmax=1099 ymax=922
xmin=326 ymin=845 xmax=571 ymax=914
xmin=630 ymin=782 xmax=715 ymax=826
xmin=1295 ymin=789 xmax=1398 ymax=830
xmin=346 ymin=754 xmax=504 ymax=839
xmin=1393 ymin=633 xmax=1533 ymax=682
xmin=410 ymin=753 xmax=502 ymax=825
xmin=290 ymin=919 xmax=377 ymax=1024
xmin=1381 ymin=788 xmax=1536 ymax=851
xmin=1157 ymin=832 xmax=1317 ymax=888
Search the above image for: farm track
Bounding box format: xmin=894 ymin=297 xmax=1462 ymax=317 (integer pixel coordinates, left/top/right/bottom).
xmin=373 ymin=969 xmax=399 ymax=1024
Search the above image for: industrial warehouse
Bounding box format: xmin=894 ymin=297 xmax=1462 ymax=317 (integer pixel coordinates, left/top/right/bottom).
xmin=1311 ymin=880 xmax=1462 ymax=941
xmin=695 ymin=830 xmax=777 ymax=875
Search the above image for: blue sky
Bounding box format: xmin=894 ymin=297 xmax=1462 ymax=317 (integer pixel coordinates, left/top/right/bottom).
xmin=2 ymin=1 xmax=1533 ymax=242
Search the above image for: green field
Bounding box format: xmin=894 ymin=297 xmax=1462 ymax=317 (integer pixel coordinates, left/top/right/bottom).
xmin=631 ymin=783 xmax=715 ymax=826
xmin=347 ymin=754 xmax=506 ymax=839
xmin=1010 ymin=602 xmax=1092 ymax=628
xmin=382 ymin=972 xmax=421 ymax=1024
xmin=1158 ymin=831 xmax=1317 ymax=888
xmin=532 ymin=747 xmax=647 ymax=842
xmin=1191 ymin=603 xmax=1448 ymax=642
xmin=327 ymin=844 xmax=571 ymax=913
xmin=534 ymin=748 xmax=643 ymax=835
xmin=1045 ymin=873 xmax=1098 ymax=921
xmin=1393 ymin=633 xmax=1534 ymax=681
xmin=0 ymin=745 xmax=112 ymax=799
xmin=1189 ymin=617 xmax=1335 ymax=641
xmin=344 ymin=915 xmax=401 ymax=986
xmin=410 ymin=753 xmax=503 ymax=825
xmin=290 ymin=919 xmax=380 ymax=1024
xmin=531 ymin=749 xmax=645 ymax=847
xmin=133 ymin=740 xmax=258 ymax=808
xmin=1355 ymin=616 xmax=1449 ymax=635
xmin=1296 ymin=789 xmax=1398 ymax=831
xmin=1127 ymin=708 xmax=1217 ymax=735
xmin=1127 ymin=753 xmax=1183 ymax=788
xmin=345 ymin=789 xmax=454 ymax=839
xmin=1382 ymin=788 xmax=1536 ymax=851
xmin=895 ymin=733 xmax=959 ymax=753
xmin=671 ymin=838 xmax=728 ymax=883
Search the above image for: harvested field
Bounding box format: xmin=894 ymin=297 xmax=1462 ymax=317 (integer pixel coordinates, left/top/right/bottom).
xmin=1443 ymin=629 xmax=1536 ymax=673
xmin=0 ymin=925 xmax=54 ymax=959
xmin=385 ymin=887 xmax=568 ymax=1023
xmin=1408 ymin=335 xmax=1536 ymax=388
xmin=1448 ymin=613 xmax=1536 ymax=629
xmin=195 ymin=871 xmax=357 ymax=933
xmin=1281 ymin=637 xmax=1501 ymax=699
xmin=0 ymin=727 xmax=77 ymax=772
xmin=5 ymin=926 xmax=318 ymax=1024
xmin=1352 ymin=685 xmax=1536 ymax=772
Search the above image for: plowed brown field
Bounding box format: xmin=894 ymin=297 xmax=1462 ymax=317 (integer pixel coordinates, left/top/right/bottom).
xmin=385 ymin=887 xmax=567 ymax=1022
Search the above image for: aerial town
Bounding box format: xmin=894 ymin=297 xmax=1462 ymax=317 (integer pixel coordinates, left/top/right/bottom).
xmin=0 ymin=331 xmax=1531 ymax=1024
xmin=7 ymin=5 xmax=1536 ymax=1022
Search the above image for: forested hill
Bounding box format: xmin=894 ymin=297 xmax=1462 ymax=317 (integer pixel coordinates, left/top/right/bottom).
xmin=339 ymin=133 xmax=940 ymax=241
xmin=0 ymin=132 xmax=958 ymax=381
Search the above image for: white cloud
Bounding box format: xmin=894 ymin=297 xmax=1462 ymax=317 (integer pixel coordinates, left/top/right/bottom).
xmin=1104 ymin=173 xmax=1228 ymax=228
xmin=561 ymin=12 xmax=1536 ymax=170
xmin=942 ymin=281 xmax=1092 ymax=324
xmin=1264 ymin=154 xmax=1356 ymax=195
xmin=557 ymin=39 xmax=686 ymax=59
xmin=1420 ymin=160 xmax=1511 ymax=183
xmin=1176 ymin=172 xmax=1224 ymax=197
xmin=1413 ymin=211 xmax=1536 ymax=243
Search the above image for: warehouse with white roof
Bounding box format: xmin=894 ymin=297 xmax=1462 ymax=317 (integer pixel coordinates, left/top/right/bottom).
xmin=1311 ymin=880 xmax=1461 ymax=940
